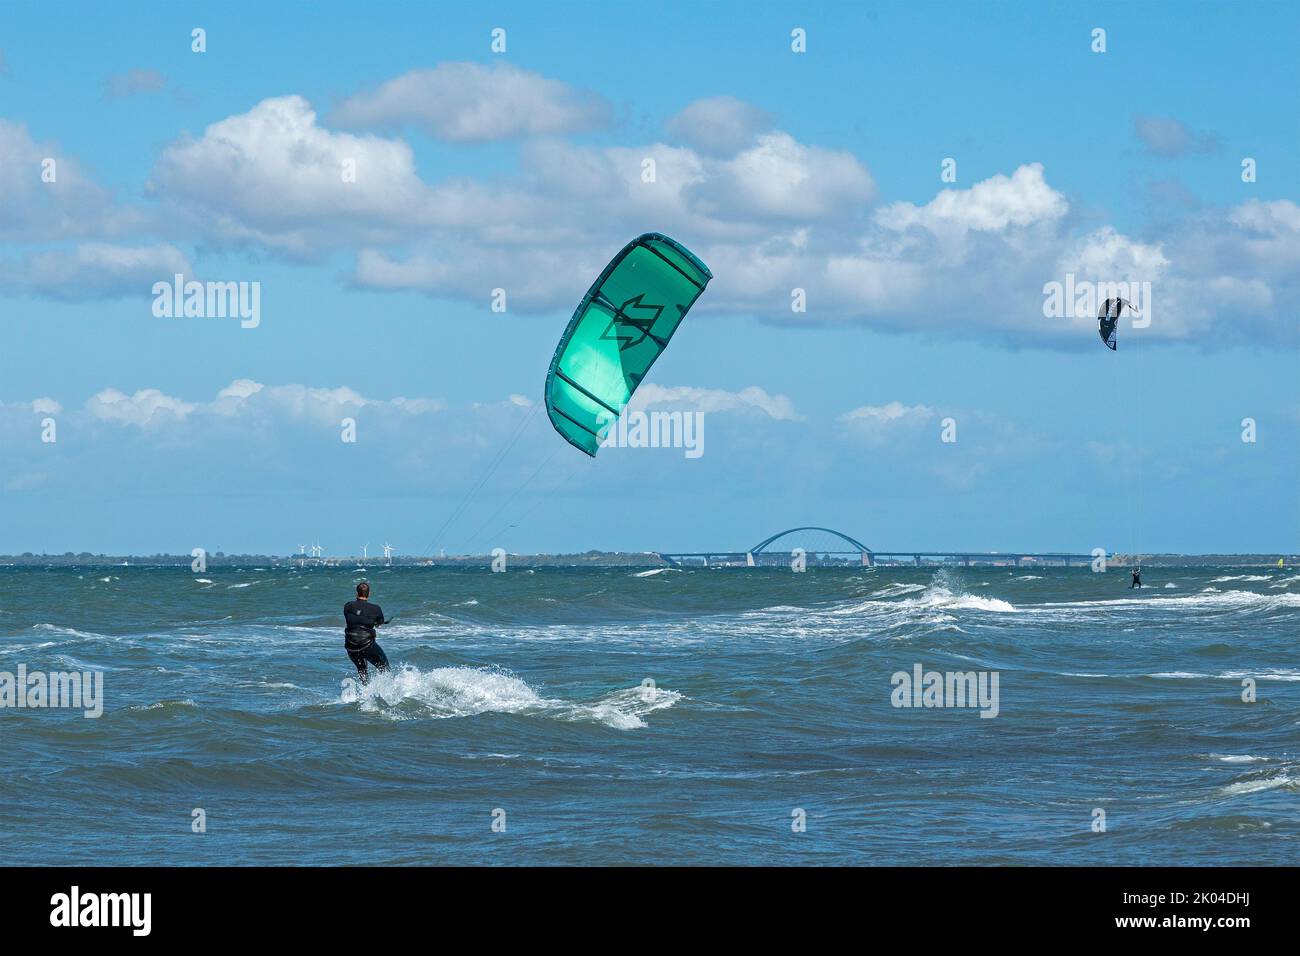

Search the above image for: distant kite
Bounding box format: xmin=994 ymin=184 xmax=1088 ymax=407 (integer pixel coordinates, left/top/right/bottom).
xmin=1098 ymin=297 xmax=1140 ymax=351
xmin=544 ymin=233 xmax=712 ymax=456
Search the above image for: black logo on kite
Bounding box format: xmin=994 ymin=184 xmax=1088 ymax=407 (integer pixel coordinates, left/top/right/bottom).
xmin=601 ymin=294 xmax=664 ymax=352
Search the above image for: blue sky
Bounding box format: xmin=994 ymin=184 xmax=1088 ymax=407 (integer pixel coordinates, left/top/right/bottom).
xmin=1 ymin=0 xmax=1297 ymax=556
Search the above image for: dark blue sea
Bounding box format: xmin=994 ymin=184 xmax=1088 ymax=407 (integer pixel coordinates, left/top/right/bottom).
xmin=1 ymin=564 xmax=1296 ymax=865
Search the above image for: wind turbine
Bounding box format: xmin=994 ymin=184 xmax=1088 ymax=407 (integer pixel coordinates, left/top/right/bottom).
xmin=383 ymin=542 xmax=394 ymax=565
xmin=361 ymin=543 xmax=369 ymax=562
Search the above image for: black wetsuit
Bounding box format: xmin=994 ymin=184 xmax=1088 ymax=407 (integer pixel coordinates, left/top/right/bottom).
xmin=1130 ymin=571 xmax=1142 ymax=589
xmin=343 ymin=599 xmax=389 ymax=681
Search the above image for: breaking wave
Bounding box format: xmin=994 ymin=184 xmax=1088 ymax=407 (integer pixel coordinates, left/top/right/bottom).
xmin=339 ymin=664 xmax=679 ymax=730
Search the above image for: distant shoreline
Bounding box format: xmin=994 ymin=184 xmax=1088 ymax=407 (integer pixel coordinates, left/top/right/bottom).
xmin=0 ymin=552 xmax=1293 ymax=568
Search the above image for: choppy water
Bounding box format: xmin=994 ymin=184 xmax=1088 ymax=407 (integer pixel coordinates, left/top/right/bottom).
xmin=1 ymin=564 xmax=1297 ymax=865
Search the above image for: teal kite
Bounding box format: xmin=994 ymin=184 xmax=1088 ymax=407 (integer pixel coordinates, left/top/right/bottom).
xmin=544 ymin=233 xmax=712 ymax=456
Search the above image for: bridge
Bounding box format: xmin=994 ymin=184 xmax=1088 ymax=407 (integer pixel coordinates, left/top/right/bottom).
xmin=659 ymin=526 xmax=1100 ymax=568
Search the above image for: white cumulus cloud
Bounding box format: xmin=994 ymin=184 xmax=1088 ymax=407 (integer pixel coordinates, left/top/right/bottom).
xmin=2 ymin=243 xmax=193 ymax=300
xmin=148 ymin=96 xmax=442 ymax=254
xmin=839 ymin=401 xmax=935 ymax=428
xmin=331 ymin=63 xmax=610 ymax=141
xmin=877 ymin=163 xmax=1067 ymax=234
xmin=667 ymin=96 xmax=774 ymax=156
xmin=631 ymin=384 xmax=801 ymax=421
xmin=87 ymin=388 xmax=197 ymax=427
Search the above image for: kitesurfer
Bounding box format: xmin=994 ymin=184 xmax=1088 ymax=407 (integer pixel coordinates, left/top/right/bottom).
xmin=1130 ymin=567 xmax=1142 ymax=589
xmin=343 ymin=581 xmax=389 ymax=682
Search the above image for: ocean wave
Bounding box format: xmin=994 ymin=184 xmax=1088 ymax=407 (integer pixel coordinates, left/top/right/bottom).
xmin=915 ymin=570 xmax=1017 ymax=612
xmin=1220 ymin=773 xmax=1297 ymax=796
xmin=557 ymin=685 xmax=682 ymax=730
xmin=633 ymin=568 xmax=681 ymax=577
xmin=831 ymin=572 xmax=1016 ymax=618
xmin=1039 ymin=590 xmax=1300 ymax=613
xmin=126 ymin=699 xmax=197 ymax=713
xmin=239 ymin=680 xmax=308 ymax=691
xmin=1204 ymin=754 xmax=1270 ymax=763
xmin=901 ymin=587 xmax=1017 ymax=613
xmin=0 ymin=640 xmax=58 ymax=656
xmin=870 ymin=583 xmax=927 ymax=597
xmin=1146 ymin=669 xmax=1300 ymax=681
xmin=1211 ymin=575 xmax=1272 ymax=583
xmin=32 ymin=624 xmax=107 ymax=640
xmin=339 ymin=665 xmax=678 ymax=730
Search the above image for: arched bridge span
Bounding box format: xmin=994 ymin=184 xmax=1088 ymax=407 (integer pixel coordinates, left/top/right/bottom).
xmin=749 ymin=526 xmax=872 ymax=555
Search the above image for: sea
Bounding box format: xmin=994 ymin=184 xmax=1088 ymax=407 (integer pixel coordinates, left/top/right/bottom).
xmin=1 ymin=563 xmax=1296 ymax=865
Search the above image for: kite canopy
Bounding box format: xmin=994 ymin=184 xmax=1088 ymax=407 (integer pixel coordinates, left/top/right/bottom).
xmin=1098 ymin=297 xmax=1135 ymax=351
xmin=544 ymin=233 xmax=712 ymax=456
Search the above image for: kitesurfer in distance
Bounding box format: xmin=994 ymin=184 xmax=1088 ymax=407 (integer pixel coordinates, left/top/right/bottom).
xmin=343 ymin=581 xmax=390 ymax=682
xmin=1130 ymin=567 xmax=1143 ymax=589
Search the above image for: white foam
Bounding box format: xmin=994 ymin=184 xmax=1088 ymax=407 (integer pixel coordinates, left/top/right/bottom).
xmin=870 ymin=583 xmax=927 ymax=597
xmin=559 ymin=685 xmax=682 ymax=730
xmin=343 ymin=665 xmax=540 ymax=716
xmin=918 ymin=570 xmax=1017 ymax=612
xmin=1211 ymin=575 xmax=1272 ymax=583
xmin=0 ymin=640 xmax=58 ymax=656
xmin=1206 ymin=754 xmax=1269 ymax=764
xmin=634 ymin=568 xmax=681 ymax=577
xmin=32 ymin=624 xmax=104 ymax=639
xmin=128 ymin=699 xmax=197 ymax=712
xmin=1040 ymin=590 xmax=1300 ymax=613
xmin=905 ymin=587 xmax=1017 ymax=613
xmin=341 ymin=665 xmax=678 ymax=730
xmin=1220 ymin=774 xmax=1295 ymax=796
xmin=1147 ymin=669 xmax=1300 ymax=682
xmin=831 ymin=574 xmax=1017 ymax=618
